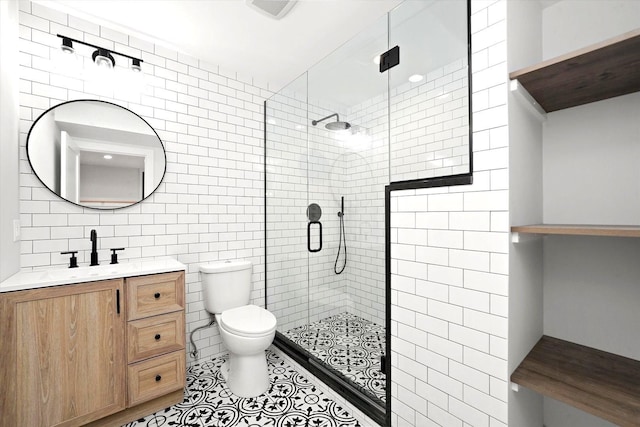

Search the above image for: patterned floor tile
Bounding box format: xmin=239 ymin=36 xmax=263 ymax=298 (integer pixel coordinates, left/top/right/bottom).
xmin=123 ymin=351 xmax=361 ymax=427
xmin=282 ymin=312 xmax=386 ymax=403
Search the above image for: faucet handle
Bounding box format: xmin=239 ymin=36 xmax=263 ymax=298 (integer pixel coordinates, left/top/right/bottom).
xmin=110 ymin=248 xmax=125 ymax=265
xmin=60 ymin=251 xmax=78 ymax=268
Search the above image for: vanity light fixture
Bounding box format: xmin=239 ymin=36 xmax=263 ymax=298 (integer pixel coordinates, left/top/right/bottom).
xmin=92 ymin=48 xmax=115 ymax=69
xmin=131 ymin=58 xmax=142 ymax=72
xmin=57 ymin=34 xmax=143 ymax=73
xmin=60 ymin=37 xmax=74 ymax=54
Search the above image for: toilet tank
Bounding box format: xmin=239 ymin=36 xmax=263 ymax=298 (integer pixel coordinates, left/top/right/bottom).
xmin=199 ymin=260 xmax=252 ymax=314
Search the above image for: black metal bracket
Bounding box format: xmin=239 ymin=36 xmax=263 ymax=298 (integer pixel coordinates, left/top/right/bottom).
xmin=379 ymin=46 xmax=400 ymax=73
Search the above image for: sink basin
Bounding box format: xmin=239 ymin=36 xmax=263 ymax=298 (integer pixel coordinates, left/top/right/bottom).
xmin=0 ymin=257 xmax=185 ymax=293
xmin=45 ymin=263 xmax=137 ymax=281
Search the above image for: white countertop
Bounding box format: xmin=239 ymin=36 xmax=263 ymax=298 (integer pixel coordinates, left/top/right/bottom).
xmin=0 ymin=257 xmax=186 ymax=293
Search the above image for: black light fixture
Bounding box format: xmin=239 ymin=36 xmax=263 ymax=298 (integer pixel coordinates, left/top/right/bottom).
xmin=92 ymin=48 xmax=115 ymax=69
xmin=57 ymin=34 xmax=143 ymax=73
xmin=131 ymin=58 xmax=142 ymax=72
xmin=60 ymin=37 xmax=74 ymax=54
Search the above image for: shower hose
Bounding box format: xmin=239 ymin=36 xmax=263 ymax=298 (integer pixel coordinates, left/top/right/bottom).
xmin=334 ymin=210 xmax=347 ymax=274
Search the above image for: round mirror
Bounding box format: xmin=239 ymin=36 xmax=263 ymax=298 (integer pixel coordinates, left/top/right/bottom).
xmin=27 ymin=100 xmax=166 ymax=209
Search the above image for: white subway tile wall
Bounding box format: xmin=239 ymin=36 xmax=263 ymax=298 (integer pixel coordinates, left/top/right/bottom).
xmin=390 ymin=1 xmax=509 ymax=426
xmin=390 ymin=58 xmax=470 ymax=182
xmin=342 ymin=91 xmax=389 ymax=327
xmin=265 ymin=87 xmax=352 ymax=331
xmin=17 ymin=1 xmax=271 ymax=363
xmin=265 ymin=86 xmax=312 ymax=332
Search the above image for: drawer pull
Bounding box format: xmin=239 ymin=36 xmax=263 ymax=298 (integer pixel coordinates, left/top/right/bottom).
xmin=155 ymin=333 xmax=161 ymax=340
xmin=154 ymin=292 xmax=161 ymax=299
xmin=155 ymin=374 xmax=162 ymax=382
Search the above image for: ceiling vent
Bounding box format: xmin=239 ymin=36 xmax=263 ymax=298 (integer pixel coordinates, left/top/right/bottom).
xmin=246 ymin=0 xmax=297 ymax=19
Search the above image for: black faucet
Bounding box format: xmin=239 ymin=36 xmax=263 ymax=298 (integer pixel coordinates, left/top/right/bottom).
xmin=90 ymin=229 xmax=99 ymax=266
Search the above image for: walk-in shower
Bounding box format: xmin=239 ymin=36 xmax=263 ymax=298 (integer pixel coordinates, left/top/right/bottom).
xmin=265 ymin=1 xmax=471 ymax=424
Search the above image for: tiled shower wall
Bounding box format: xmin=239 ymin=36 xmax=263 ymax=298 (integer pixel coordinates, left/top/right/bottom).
xmin=390 ymin=58 xmax=470 ymax=182
xmin=16 ymin=1 xmax=271 ymax=362
xmin=342 ymin=93 xmax=389 ymax=327
xmin=265 ymin=86 xmax=351 ymax=332
xmin=390 ymin=0 xmax=510 ymax=426
xmin=264 ymin=88 xmax=311 ymax=333
xmin=343 ymin=54 xmax=470 ymax=328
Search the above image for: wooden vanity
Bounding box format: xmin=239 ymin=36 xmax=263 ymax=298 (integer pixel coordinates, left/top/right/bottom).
xmin=0 ymin=262 xmax=186 ymax=427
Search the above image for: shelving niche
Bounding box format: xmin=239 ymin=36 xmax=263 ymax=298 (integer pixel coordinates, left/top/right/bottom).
xmin=511 ymin=224 xmax=640 ymax=238
xmin=510 ymin=29 xmax=640 ymax=113
xmin=509 ymin=11 xmax=640 ymax=426
xmin=511 ymin=336 xmax=640 ymax=426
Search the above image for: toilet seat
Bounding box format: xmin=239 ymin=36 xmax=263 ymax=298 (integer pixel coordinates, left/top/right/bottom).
xmin=219 ymin=304 xmax=277 ymax=337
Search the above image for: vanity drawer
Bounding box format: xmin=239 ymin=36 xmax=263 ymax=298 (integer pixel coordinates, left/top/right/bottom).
xmin=128 ymin=350 xmax=185 ymax=406
xmin=126 ymin=271 xmax=184 ymax=320
xmin=128 ymin=311 xmax=185 ymax=363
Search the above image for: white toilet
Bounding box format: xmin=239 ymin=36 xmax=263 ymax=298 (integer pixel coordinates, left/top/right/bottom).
xmin=199 ymin=260 xmax=277 ymax=398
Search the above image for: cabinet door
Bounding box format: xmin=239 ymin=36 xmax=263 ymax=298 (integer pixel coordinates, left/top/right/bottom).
xmin=0 ymin=279 xmax=126 ymax=427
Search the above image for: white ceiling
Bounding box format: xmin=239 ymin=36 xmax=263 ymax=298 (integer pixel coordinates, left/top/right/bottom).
xmin=46 ymin=0 xmax=404 ymax=92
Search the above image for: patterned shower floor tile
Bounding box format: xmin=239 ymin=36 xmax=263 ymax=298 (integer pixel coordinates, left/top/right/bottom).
xmin=123 ymin=350 xmax=361 ymax=427
xmin=282 ymin=312 xmax=386 ymax=403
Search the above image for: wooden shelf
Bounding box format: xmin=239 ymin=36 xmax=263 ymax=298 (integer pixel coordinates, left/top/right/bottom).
xmin=509 ymin=29 xmax=640 ymax=112
xmin=511 ymin=224 xmax=640 ymax=238
xmin=511 ymin=335 xmax=640 ymax=426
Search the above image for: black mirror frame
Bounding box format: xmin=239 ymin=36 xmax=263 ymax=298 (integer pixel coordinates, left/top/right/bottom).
xmin=26 ymin=99 xmax=167 ymax=210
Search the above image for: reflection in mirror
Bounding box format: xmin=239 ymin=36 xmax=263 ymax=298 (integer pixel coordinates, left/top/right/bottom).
xmin=27 ymin=100 xmax=166 ymax=209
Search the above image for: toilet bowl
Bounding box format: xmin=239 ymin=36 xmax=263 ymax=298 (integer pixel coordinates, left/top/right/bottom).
xmin=199 ymin=260 xmax=277 ymax=398
xmin=215 ymin=305 xmax=276 ymax=397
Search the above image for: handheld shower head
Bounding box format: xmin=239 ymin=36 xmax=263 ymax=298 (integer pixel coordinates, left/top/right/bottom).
xmin=312 ymin=113 xmax=351 ymax=131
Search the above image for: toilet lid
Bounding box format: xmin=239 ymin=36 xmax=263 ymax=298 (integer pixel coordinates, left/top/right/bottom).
xmin=220 ymin=305 xmax=277 ymax=337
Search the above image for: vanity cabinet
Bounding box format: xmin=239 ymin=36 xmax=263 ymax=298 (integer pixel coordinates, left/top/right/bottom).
xmin=0 ymin=269 xmax=186 ymax=427
xmin=0 ymin=279 xmax=126 ymax=427
xmin=125 ymin=271 xmax=186 ymax=407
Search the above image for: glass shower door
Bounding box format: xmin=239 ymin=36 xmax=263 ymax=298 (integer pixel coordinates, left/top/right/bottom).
xmin=265 ymin=73 xmax=310 ymax=336
xmin=302 ymin=13 xmax=390 ymax=402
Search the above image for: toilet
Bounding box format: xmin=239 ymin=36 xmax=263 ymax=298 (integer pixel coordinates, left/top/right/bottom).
xmin=199 ymin=260 xmax=277 ymax=398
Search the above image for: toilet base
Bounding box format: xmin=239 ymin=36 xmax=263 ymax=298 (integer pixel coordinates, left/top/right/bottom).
xmin=220 ymin=352 xmax=270 ymax=398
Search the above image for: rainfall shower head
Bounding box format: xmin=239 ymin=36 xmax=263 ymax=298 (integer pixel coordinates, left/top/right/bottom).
xmin=312 ymin=113 xmax=351 ymax=131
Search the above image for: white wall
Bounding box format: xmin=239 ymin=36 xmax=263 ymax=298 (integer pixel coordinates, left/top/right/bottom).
xmin=0 ymin=0 xmax=21 ymax=282
xmin=390 ymin=1 xmax=510 ymax=425
xmin=542 ymin=0 xmax=640 ymax=60
xmin=543 ymin=93 xmax=640 ymax=224
xmin=16 ymin=1 xmax=271 ymax=363
xmin=80 ymin=164 xmax=141 ymax=201
xmin=506 ymin=1 xmax=544 ymax=425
